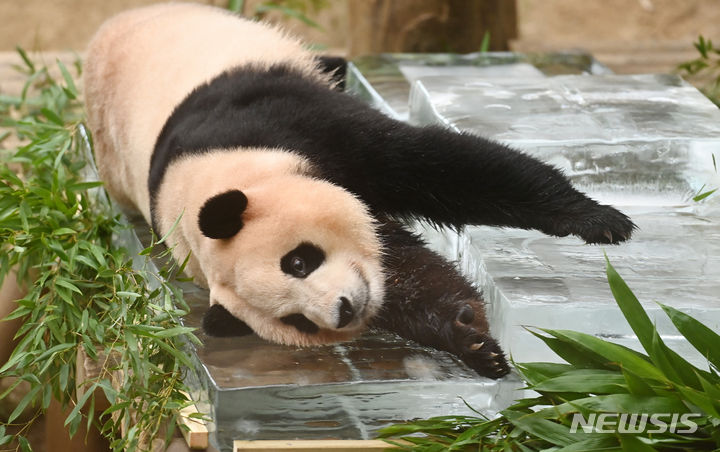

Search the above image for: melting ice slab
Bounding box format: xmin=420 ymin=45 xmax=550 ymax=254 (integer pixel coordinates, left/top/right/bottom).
xmin=409 ymin=73 xmax=720 ymax=369
xmin=346 ymin=52 xmax=611 ymax=120
xmin=459 ymin=205 xmax=720 ymax=365
xmin=410 ymin=74 xmax=720 ymax=143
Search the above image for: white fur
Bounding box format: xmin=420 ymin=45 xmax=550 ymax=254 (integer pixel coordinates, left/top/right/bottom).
xmin=84 ymin=2 xmax=323 ymax=218
xmin=84 ymin=3 xmax=385 ymax=346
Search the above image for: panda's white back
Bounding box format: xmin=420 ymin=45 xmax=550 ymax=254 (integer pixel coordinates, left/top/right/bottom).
xmin=83 ymin=2 xmax=322 ymax=220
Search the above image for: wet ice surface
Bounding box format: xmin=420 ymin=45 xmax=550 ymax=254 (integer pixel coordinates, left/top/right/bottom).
xmin=346 ymin=52 xmax=611 ymax=120
xmin=409 ymin=73 xmax=720 ymax=368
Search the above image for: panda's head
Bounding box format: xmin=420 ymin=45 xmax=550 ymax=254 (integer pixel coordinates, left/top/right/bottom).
xmin=193 ymin=175 xmax=384 ymax=346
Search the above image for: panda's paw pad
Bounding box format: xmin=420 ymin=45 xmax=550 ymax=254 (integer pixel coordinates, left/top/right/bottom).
xmin=456 ymin=304 xmax=475 ymax=325
xmin=455 ymin=326 xmax=510 ymax=378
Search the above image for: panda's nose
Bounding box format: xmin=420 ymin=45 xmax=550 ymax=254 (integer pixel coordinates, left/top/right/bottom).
xmin=337 ymin=296 xmax=354 ymax=328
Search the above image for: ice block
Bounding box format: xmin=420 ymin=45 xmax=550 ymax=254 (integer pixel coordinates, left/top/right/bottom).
xmin=408 ymin=73 xmax=720 ymax=368
xmin=346 ymin=52 xmax=612 ymax=121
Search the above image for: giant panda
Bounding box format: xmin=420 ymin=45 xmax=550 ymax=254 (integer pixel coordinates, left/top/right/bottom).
xmin=83 ymin=2 xmax=635 ymax=378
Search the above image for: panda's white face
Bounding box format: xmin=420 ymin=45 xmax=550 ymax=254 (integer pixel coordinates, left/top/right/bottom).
xmin=195 ymin=175 xmax=385 ymax=346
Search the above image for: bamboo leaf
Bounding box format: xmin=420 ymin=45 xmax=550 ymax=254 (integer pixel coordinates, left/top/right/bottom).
xmin=621 ymin=367 xmax=657 ymax=396
xmin=55 ymin=277 xmax=83 ymax=295
xmin=502 ymin=409 xmax=580 ymax=446
xmin=66 ymin=181 xmax=104 ymax=192
xmin=515 ymin=362 xmax=575 ymax=383
xmin=155 ymin=211 xmax=183 ymax=245
xmin=605 ymin=256 xmax=655 ymax=353
xmin=480 ymin=30 xmax=491 ymax=53
xmin=660 ymin=303 xmax=720 ymax=371
xmin=64 ymin=382 xmax=96 ymax=428
xmin=620 ymin=434 xmax=658 ymax=452
xmin=526 ymin=327 xmax=610 ymax=369
xmin=152 ymin=326 xmax=195 ymax=338
xmin=693 ymin=187 xmax=717 ymax=202
xmin=536 ymin=393 xmax=692 ymax=419
xmin=57 ymin=59 xmax=78 ymax=99
xmin=15 ymin=46 xmax=35 ymax=74
xmin=606 ymin=257 xmax=701 ymax=388
xmin=41 ymin=107 xmax=64 ymax=126
xmin=531 ymin=369 xmax=627 ymax=394
xmin=541 ymin=329 xmax=667 ymax=382
xmin=555 ymin=436 xmax=619 ymax=452
xmin=8 ymin=384 xmax=41 ymax=422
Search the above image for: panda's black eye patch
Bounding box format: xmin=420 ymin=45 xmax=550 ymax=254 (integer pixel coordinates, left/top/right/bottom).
xmin=281 ymin=242 xmax=325 ymax=278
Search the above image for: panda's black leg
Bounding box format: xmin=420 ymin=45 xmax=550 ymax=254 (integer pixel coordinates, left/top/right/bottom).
xmin=370 ymin=221 xmax=510 ymax=378
xmin=315 ymin=104 xmax=636 ymax=244
xmin=380 ymin=126 xmax=637 ymax=244
xmin=202 ymin=304 xmax=254 ymax=337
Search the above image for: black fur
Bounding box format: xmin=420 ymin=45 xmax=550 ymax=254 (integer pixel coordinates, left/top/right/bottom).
xmin=315 ymin=55 xmax=347 ymax=90
xmin=280 ymin=313 xmax=319 ymax=334
xmin=156 ymin=64 xmax=635 ymax=378
xmin=373 ymin=221 xmax=510 ymax=378
xmin=151 ymin=65 xmax=635 ymax=244
xmin=202 ymin=304 xmax=254 ymax=337
xmin=280 ymin=242 xmax=325 ymax=278
xmin=198 ymin=189 xmax=247 ymax=239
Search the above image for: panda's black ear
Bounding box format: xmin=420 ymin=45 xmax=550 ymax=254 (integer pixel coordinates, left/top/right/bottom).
xmin=198 ymin=189 xmax=248 ymax=239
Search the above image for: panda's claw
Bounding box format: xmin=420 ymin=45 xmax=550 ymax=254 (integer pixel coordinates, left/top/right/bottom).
xmin=455 ymin=325 xmax=510 ymax=378
xmin=575 ymin=205 xmax=637 ymax=245
xmin=603 ymin=230 xmax=613 ymax=243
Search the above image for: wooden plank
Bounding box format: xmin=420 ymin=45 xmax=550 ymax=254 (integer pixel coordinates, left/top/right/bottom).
xmin=234 ymin=440 xmax=405 ymax=452
xmin=177 ymin=393 xmax=210 ymax=450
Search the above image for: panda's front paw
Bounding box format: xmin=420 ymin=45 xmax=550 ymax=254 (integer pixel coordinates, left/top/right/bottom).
xmin=455 ymin=326 xmax=510 ymax=378
xmin=575 ymin=205 xmax=636 ymax=245
xmin=453 ymin=305 xmax=510 ymax=378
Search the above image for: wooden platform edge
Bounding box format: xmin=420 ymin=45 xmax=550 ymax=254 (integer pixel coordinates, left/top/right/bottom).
xmin=178 ymin=391 xmax=210 ymax=449
xmin=234 ymin=439 xmax=409 ymax=451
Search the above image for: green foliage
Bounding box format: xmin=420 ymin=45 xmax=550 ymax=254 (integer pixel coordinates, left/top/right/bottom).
xmin=379 ymin=258 xmax=720 ymax=451
xmin=678 ymin=35 xmax=720 ymax=106
xmin=0 ymin=50 xmax=200 ymax=451
xmin=692 ymin=152 xmax=718 ymax=203
xmin=479 ymin=31 xmax=491 ymax=54
xmin=678 ymin=37 xmax=719 ymax=203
